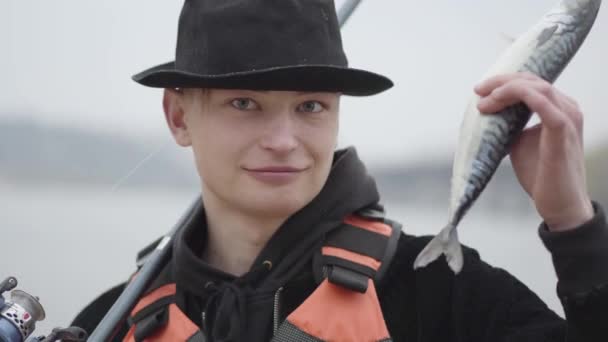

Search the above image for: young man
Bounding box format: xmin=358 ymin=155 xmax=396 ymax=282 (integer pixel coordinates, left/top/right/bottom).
xmin=73 ymin=0 xmax=608 ymax=341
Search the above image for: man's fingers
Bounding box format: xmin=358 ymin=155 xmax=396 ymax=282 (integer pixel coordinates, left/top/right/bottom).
xmin=476 ymin=78 xmax=542 ymax=113
xmin=477 ymin=79 xmax=577 ymax=132
xmin=474 ymin=72 xmax=583 ymax=138
xmin=474 ymin=72 xmax=540 ymax=96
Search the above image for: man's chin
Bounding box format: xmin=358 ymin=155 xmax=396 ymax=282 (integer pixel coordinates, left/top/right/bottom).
xmin=243 ymin=198 xmax=307 ymax=219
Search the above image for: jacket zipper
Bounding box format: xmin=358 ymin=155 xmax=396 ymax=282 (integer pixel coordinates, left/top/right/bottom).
xmin=273 ymin=287 xmax=284 ymax=335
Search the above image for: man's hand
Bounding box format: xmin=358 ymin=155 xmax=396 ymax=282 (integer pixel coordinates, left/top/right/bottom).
xmin=474 ymin=72 xmax=593 ymax=232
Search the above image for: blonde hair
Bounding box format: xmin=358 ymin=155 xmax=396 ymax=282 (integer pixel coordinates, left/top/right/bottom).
xmin=179 ymin=88 xmax=210 ymax=114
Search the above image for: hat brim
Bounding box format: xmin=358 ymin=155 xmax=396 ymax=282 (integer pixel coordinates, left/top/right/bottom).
xmin=132 ymin=62 xmax=393 ymax=96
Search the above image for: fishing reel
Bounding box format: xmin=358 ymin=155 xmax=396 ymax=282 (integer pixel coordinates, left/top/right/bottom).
xmin=0 ymin=277 xmax=87 ymax=342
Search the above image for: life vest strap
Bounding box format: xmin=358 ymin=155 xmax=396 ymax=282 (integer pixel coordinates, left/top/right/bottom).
xmin=133 ymin=306 xmax=168 ymax=342
xmin=323 ymin=255 xmax=377 ymax=278
xmin=327 ymin=265 xmax=369 ymax=293
xmin=124 ymin=299 xmax=202 ymax=342
xmin=127 ymin=295 xmax=175 ymax=342
xmin=325 ymin=223 xmax=389 ymax=260
xmin=315 ymin=213 xmax=401 ymax=293
xmin=127 ymin=295 xmax=175 ymax=326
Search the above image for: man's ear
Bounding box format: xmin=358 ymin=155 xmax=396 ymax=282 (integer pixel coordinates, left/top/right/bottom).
xmin=163 ymin=88 xmax=192 ymax=147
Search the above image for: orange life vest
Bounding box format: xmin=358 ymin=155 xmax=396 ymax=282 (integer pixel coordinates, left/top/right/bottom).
xmin=123 ymin=211 xmax=401 ymax=342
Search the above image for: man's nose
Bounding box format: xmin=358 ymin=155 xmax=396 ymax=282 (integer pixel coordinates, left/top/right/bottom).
xmin=259 ymin=113 xmax=299 ymax=153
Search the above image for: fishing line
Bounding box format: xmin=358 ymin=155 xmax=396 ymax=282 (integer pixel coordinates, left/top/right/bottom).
xmin=109 ymin=140 xmax=171 ymax=193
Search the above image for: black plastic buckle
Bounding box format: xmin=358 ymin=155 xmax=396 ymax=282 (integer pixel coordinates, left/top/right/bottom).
xmin=327 ymin=266 xmax=369 ymax=293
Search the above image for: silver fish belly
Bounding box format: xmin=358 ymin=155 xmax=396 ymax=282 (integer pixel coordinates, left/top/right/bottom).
xmin=413 ymin=0 xmax=602 ymax=274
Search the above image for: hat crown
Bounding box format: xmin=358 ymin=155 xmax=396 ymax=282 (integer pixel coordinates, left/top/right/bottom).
xmin=175 ymin=0 xmax=348 ymax=75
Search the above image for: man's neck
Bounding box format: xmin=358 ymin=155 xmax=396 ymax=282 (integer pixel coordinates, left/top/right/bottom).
xmin=201 ymin=199 xmax=286 ymax=277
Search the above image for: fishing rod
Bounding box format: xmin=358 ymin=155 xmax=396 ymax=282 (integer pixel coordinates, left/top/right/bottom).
xmin=337 ymin=0 xmax=362 ymax=26
xmin=88 ymin=1 xmax=364 ymax=340
xmin=88 ymin=198 xmax=201 ymax=341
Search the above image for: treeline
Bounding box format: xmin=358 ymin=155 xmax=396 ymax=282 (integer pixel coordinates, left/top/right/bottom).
xmin=0 ymin=119 xmax=198 ymax=189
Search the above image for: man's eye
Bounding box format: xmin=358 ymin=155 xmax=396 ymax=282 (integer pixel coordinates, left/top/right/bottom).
xmin=231 ymin=98 xmax=257 ymax=110
xmin=298 ymin=101 xmax=323 ymax=113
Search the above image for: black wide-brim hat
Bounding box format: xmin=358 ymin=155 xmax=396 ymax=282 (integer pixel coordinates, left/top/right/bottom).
xmin=133 ymin=0 xmax=393 ymax=96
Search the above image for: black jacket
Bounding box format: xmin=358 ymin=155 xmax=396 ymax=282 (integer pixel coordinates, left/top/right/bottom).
xmin=72 ymin=148 xmax=608 ymax=341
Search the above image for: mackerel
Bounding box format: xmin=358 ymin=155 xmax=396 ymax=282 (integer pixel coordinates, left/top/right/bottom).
xmin=413 ymin=0 xmax=602 ymax=274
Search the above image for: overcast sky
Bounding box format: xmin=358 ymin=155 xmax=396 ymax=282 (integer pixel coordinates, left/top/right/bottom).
xmin=2 ymin=0 xmax=607 ymax=165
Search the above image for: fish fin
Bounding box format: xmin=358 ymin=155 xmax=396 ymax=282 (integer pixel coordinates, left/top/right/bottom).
xmin=444 ymin=228 xmax=464 ymax=274
xmin=413 ymin=224 xmax=464 ymax=274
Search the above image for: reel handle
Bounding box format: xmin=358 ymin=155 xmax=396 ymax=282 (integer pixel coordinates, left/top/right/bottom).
xmin=0 ymin=277 xmax=17 ymax=295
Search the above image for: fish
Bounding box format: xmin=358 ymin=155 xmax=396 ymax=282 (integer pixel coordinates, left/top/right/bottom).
xmin=413 ymin=0 xmax=602 ymax=274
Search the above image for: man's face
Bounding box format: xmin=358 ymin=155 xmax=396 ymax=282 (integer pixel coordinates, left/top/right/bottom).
xmin=165 ymin=88 xmax=340 ymax=219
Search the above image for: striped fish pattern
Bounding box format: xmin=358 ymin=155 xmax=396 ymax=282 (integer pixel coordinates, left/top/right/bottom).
xmin=414 ymin=0 xmax=602 ymax=274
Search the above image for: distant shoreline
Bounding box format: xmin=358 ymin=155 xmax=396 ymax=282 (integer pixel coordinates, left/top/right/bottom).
xmin=1 ymin=118 xmax=606 ymax=210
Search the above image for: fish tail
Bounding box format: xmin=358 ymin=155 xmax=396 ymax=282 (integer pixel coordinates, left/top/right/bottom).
xmin=413 ymin=223 xmax=464 ymax=274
